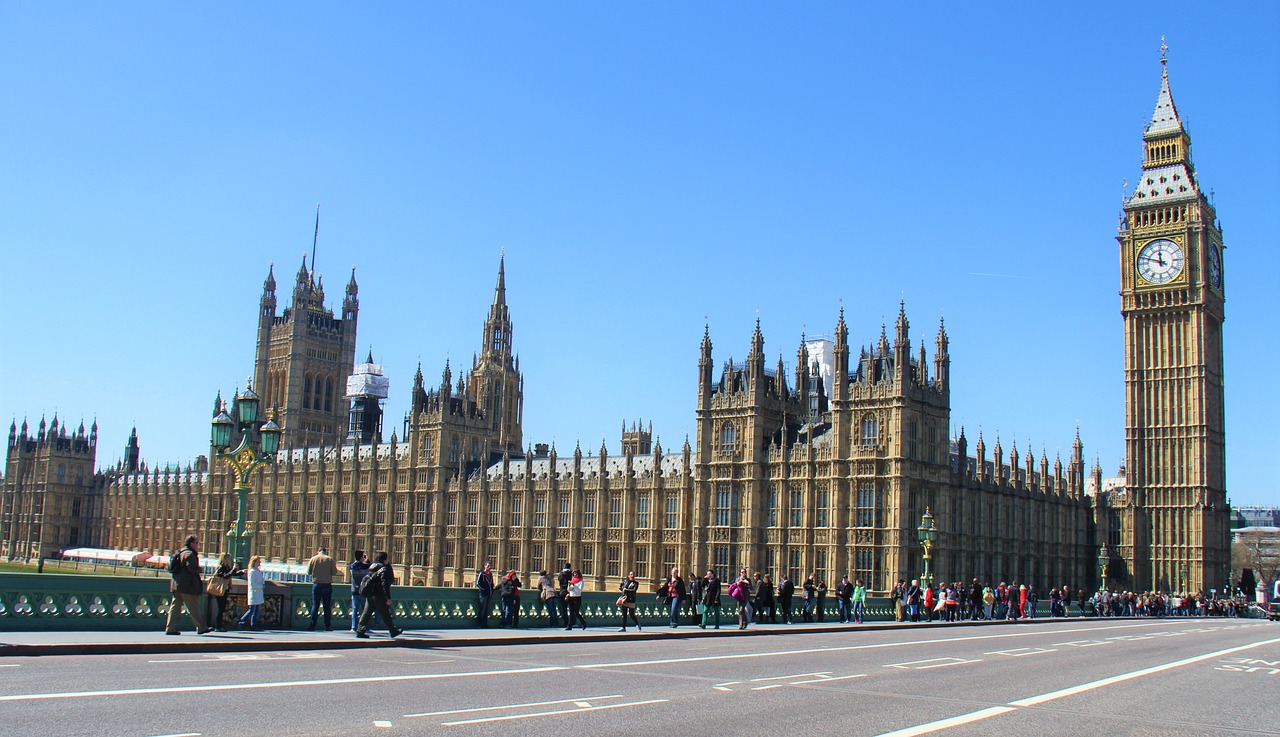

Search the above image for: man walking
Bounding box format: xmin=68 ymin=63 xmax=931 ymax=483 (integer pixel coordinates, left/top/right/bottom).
xmin=306 ymin=546 xmax=339 ymax=631
xmin=777 ymin=573 xmax=795 ymax=624
xmin=349 ymin=550 xmax=371 ymax=632
xmin=355 ymin=551 xmax=402 ymax=639
xmin=164 ymin=534 xmax=209 ymax=635
xmin=475 ymin=561 xmax=495 ymax=627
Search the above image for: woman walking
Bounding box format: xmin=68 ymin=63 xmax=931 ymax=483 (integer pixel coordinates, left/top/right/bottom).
xmin=618 ymin=571 xmax=641 ymax=631
xmin=238 ymin=556 xmax=264 ymax=630
xmin=701 ymin=569 xmax=722 ymax=630
xmin=564 ymin=569 xmax=587 ymax=630
xmin=208 ymin=553 xmax=241 ymax=631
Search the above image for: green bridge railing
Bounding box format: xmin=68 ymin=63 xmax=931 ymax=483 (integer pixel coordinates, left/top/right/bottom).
xmin=0 ymin=573 xmax=912 ymax=632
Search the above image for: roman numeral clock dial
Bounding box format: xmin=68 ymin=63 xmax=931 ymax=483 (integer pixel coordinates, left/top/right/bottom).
xmin=1136 ymin=238 xmax=1184 ymax=285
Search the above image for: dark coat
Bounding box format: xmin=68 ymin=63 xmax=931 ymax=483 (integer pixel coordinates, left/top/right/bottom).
xmin=620 ymin=578 xmax=639 ymax=604
xmin=835 ymin=580 xmax=854 ymax=601
xmin=499 ymin=575 xmax=522 ymax=599
xmin=365 ymin=563 xmax=395 ymax=600
xmin=660 ymin=575 xmax=686 ymax=603
xmin=702 ymin=576 xmax=721 ymax=606
xmin=169 ymin=547 xmax=203 ymax=596
xmin=778 ymin=579 xmax=795 ymax=601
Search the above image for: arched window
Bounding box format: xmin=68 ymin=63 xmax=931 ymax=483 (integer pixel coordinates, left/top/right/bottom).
xmin=450 ymin=436 xmax=459 ymax=464
xmin=861 ymin=414 xmax=879 ymax=445
xmin=324 ymin=377 xmax=334 ymax=412
xmin=303 ymin=374 xmax=312 ymax=410
xmin=720 ymin=423 xmax=736 ymax=453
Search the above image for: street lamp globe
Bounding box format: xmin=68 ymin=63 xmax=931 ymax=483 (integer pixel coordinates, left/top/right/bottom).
xmin=259 ymin=414 xmax=282 ymax=455
xmin=211 ymin=409 xmax=234 ymax=450
xmin=235 ymin=384 xmax=260 ymax=426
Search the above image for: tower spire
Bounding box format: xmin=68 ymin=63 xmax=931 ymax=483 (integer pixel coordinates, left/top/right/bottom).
xmin=310 ymin=203 xmax=320 ymax=280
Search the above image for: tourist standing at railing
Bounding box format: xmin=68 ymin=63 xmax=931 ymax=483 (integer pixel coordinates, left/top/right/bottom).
xmin=660 ymin=567 xmax=686 ymax=627
xmin=777 ymin=573 xmax=795 ymax=624
xmin=749 ymin=572 xmax=764 ymax=623
xmin=475 ymin=562 xmax=495 ymax=628
xmin=355 ymin=551 xmax=402 ymax=639
xmin=208 ymin=553 xmax=242 ymax=632
xmin=164 ymin=534 xmax=209 ymax=636
xmin=618 ymin=571 xmax=641 ymax=632
xmin=537 ymin=570 xmax=560 ymax=628
xmin=969 ymin=579 xmax=983 ymax=620
xmin=836 ymin=575 xmax=854 ymax=624
xmin=564 ymin=569 xmax=587 ymax=630
xmin=905 ymin=579 xmax=922 ymax=622
xmin=306 ymin=546 xmax=339 ymax=631
xmin=349 ymin=551 xmax=371 ymax=633
xmin=852 ymin=578 xmax=867 ymax=624
xmin=759 ymin=574 xmax=777 ymax=623
xmin=700 ymin=569 xmax=722 ymax=630
xmin=815 ymin=577 xmax=828 ymax=622
xmin=239 ymin=556 xmax=264 ymax=630
xmin=892 ymin=580 xmax=906 ymax=622
xmin=801 ymin=574 xmax=817 ymax=623
xmin=499 ymin=570 xmax=522 ymax=628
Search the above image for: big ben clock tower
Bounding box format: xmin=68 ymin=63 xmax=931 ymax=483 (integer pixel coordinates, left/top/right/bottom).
xmin=1117 ymin=44 xmax=1229 ymax=594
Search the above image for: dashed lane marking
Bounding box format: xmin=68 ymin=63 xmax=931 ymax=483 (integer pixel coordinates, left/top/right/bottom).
xmin=791 ymin=673 xmax=866 ymax=685
xmin=750 ymin=672 xmax=831 ymax=682
xmin=373 ymin=721 xmax=392 ymax=728
xmin=983 ymin=647 xmax=1057 ymax=657
xmin=884 ymin=657 xmax=981 ymax=670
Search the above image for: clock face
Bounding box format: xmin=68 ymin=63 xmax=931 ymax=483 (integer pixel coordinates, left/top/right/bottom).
xmin=1137 ymin=239 xmax=1184 ymax=285
xmin=1209 ymin=247 xmax=1222 ymax=289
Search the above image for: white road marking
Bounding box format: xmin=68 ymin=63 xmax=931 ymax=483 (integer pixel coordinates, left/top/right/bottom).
xmin=750 ymin=671 xmax=830 ymax=681
xmin=875 ymin=706 xmax=1017 ymax=737
xmin=441 ymin=698 xmax=669 ymax=726
xmin=373 ymin=721 xmax=392 ymax=728
xmin=983 ymin=647 xmax=1057 ymax=657
xmin=714 ymin=681 xmax=741 ymax=687
xmin=0 ymin=664 xmax=20 ymax=667
xmin=885 ymin=657 xmax=980 ymax=670
xmin=873 ymin=635 xmax=1280 ymax=736
xmin=752 ymin=684 xmax=784 ymax=690
xmin=572 ymin=701 xmax=592 ymax=707
xmin=575 ymin=620 xmax=1175 ymax=669
xmin=142 ymin=733 xmax=200 ymax=737
xmin=713 ymin=686 xmax=733 ymax=692
xmin=406 ymin=695 xmax=622 ymax=718
xmin=1052 ymin=640 xmax=1113 ymax=647
xmin=791 ymin=673 xmax=866 ymax=685
xmin=148 ymin=652 xmax=340 ymax=664
xmin=0 ymin=666 xmax=568 ymax=702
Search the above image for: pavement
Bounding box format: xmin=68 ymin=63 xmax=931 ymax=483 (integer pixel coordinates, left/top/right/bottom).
xmin=0 ymin=615 xmax=1088 ymax=656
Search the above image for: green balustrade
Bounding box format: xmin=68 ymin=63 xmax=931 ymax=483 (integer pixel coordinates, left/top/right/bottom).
xmin=1 ymin=572 xmax=954 ymax=632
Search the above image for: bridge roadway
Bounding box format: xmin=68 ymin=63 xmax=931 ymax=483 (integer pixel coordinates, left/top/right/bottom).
xmin=2 ymin=618 xmax=1277 ymax=736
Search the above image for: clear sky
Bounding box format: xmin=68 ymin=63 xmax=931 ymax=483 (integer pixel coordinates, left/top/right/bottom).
xmin=1 ymin=4 xmax=1276 ymax=505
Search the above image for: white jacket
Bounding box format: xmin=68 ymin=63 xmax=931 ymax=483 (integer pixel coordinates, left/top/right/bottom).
xmin=247 ymin=568 xmax=265 ymax=605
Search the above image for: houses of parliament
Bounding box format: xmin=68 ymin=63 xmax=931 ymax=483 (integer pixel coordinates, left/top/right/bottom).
xmin=1 ymin=57 xmax=1231 ymax=595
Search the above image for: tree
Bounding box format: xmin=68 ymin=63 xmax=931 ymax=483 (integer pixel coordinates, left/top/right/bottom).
xmin=1231 ymin=529 xmax=1280 ymax=598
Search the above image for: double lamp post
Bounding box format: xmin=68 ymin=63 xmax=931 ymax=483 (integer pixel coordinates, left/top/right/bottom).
xmin=211 ymin=382 xmax=281 ymax=568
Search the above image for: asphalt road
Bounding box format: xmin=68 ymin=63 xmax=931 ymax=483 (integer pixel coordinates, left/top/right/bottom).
xmin=2 ymin=618 xmax=1278 ymax=737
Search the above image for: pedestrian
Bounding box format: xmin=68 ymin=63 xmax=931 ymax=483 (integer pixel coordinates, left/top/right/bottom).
xmin=969 ymin=578 xmax=983 ymax=620
xmin=238 ymin=555 xmax=265 ymax=630
xmin=164 ymin=534 xmax=210 ymax=635
xmin=852 ymin=578 xmax=867 ymax=624
xmin=618 ymin=571 xmax=641 ymax=631
xmin=688 ymin=570 xmax=706 ymax=627
xmin=355 ymin=551 xmax=402 ymax=638
xmin=206 ymin=553 xmax=241 ymax=632
xmin=815 ymin=577 xmax=828 ymax=622
xmin=475 ymin=561 xmax=495 ymax=627
xmin=701 ymin=569 xmax=722 ymax=630
xmin=983 ymin=585 xmax=996 ymax=620
xmin=923 ymin=582 xmax=937 ymax=622
xmin=1018 ymin=584 xmax=1029 ymax=620
xmin=906 ymin=579 xmax=922 ymax=622
xmin=760 ymin=574 xmax=777 ymax=623
xmin=749 ymin=572 xmax=764 ymax=624
xmin=660 ymin=567 xmax=686 ymax=627
xmin=836 ymin=575 xmax=854 ymax=623
xmin=564 ymin=569 xmax=587 ymax=630
xmin=537 ymin=569 xmax=560 ymax=628
xmin=306 ymin=545 xmax=339 ymax=631
xmin=349 ymin=550 xmax=373 ymax=633
xmin=499 ymin=569 xmax=522 ymax=627
xmin=1027 ymin=585 xmax=1038 ymax=619
xmin=802 ymin=574 xmax=818 ymax=622
xmin=733 ymin=569 xmax=753 ymax=629
xmin=893 ymin=580 xmax=906 ymax=622
xmin=777 ymin=573 xmax=795 ymax=624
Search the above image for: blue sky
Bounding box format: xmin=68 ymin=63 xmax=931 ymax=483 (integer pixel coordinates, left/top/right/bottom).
xmin=1 ymin=4 xmax=1276 ymax=505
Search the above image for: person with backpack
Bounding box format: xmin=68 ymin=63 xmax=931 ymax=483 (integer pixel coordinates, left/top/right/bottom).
xmin=164 ymin=534 xmax=210 ymax=635
xmin=349 ymin=550 xmax=373 ymax=633
xmin=355 ymin=551 xmax=402 ymax=638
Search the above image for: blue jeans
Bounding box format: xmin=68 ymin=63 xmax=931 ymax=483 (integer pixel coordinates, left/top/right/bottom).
xmin=239 ymin=604 xmax=261 ymax=629
xmin=477 ymin=591 xmax=492 ymax=626
xmin=351 ymin=594 xmax=365 ymax=631
xmin=669 ymin=597 xmax=681 ymax=626
xmin=838 ymin=599 xmax=851 ymax=623
xmin=852 ymin=600 xmax=865 ymax=623
xmin=543 ymin=595 xmax=562 ymax=627
xmin=311 ymin=583 xmax=333 ymax=628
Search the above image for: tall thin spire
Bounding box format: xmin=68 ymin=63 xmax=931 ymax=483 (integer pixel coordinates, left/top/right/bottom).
xmin=310 ymin=203 xmax=320 ymax=279
xmin=1146 ymin=37 xmax=1183 ymax=136
xmin=493 ymin=253 xmax=507 ymax=308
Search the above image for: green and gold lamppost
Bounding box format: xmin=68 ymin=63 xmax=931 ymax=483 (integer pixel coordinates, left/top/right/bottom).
xmin=211 ymin=381 xmax=281 ymax=568
xmin=1097 ymin=545 xmax=1109 ymax=590
xmin=917 ymin=508 xmax=937 ymax=588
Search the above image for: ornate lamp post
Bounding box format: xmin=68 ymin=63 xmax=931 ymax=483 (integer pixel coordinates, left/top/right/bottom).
xmin=917 ymin=508 xmax=937 ymax=588
xmin=211 ymin=381 xmax=281 ymax=568
xmin=1097 ymin=545 xmax=1109 ymax=589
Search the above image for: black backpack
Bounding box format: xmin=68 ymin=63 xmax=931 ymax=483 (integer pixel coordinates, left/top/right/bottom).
xmin=168 ymin=550 xmax=183 ymax=575
xmin=358 ymin=565 xmax=382 ymax=597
